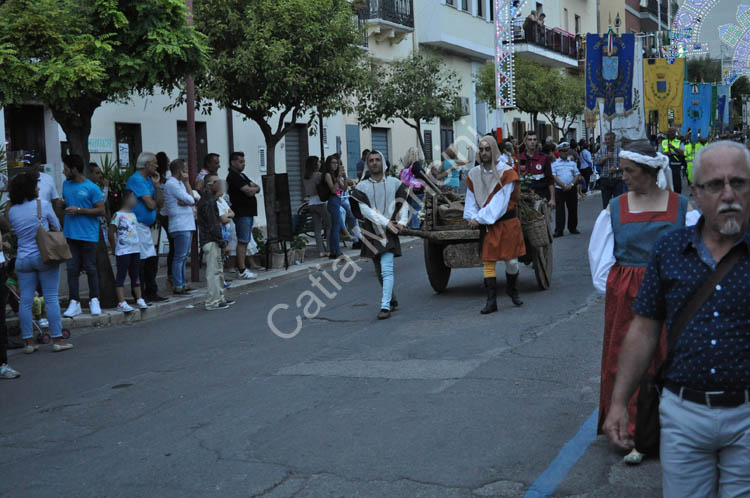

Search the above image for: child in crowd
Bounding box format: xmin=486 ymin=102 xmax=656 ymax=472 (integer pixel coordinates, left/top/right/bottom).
xmin=216 ymin=180 xmax=234 ymax=287
xmin=108 ymin=190 xmax=148 ymax=312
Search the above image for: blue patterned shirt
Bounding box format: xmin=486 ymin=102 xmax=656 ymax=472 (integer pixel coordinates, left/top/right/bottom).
xmin=633 ymin=220 xmax=750 ymax=391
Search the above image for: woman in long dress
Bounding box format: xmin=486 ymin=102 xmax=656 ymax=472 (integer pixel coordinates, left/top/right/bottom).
xmin=588 ymin=140 xmax=700 ymax=464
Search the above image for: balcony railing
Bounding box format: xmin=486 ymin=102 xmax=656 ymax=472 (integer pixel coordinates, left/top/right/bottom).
xmin=357 ymin=0 xmax=414 ymax=29
xmin=513 ymin=25 xmax=583 ymax=61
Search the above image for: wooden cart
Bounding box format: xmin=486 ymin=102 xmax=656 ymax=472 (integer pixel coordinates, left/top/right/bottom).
xmin=403 ymin=190 xmax=554 ymax=293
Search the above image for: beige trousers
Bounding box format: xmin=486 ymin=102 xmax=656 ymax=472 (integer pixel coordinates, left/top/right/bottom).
xmin=202 ymin=242 xmax=225 ymax=308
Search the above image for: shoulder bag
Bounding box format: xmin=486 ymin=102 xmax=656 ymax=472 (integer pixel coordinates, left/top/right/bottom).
xmin=634 ymin=245 xmax=743 ymax=455
xmin=316 ymin=174 xmax=332 ymax=202
xmin=35 ymin=199 xmax=71 ymax=265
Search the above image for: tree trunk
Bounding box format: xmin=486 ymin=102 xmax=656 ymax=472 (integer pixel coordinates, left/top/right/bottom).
xmin=50 ymin=106 xmax=97 ymax=165
xmin=263 ymin=140 xmax=279 ymax=244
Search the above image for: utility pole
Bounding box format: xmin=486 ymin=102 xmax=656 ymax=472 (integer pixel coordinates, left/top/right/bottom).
xmin=185 ymin=0 xmax=200 ymax=283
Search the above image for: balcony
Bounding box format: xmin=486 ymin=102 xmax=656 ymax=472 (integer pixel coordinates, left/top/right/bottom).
xmin=513 ymin=25 xmax=582 ymax=69
xmin=356 ymin=0 xmax=414 ymax=46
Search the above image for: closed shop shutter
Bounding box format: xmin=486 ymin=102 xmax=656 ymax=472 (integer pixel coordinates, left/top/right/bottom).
xmin=285 ymin=128 xmax=304 ymax=213
xmin=371 ymin=128 xmax=389 ymax=162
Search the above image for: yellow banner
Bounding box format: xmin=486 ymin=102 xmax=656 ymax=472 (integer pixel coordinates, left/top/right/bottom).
xmin=644 ymin=58 xmax=685 ymax=132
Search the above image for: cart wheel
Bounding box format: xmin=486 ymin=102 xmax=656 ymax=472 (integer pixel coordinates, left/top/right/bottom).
xmin=424 ymin=240 xmax=451 ymax=293
xmin=40 ymin=333 xmax=51 ymax=345
xmin=61 ymin=329 xmax=71 ymax=340
xmin=533 ymin=242 xmax=554 ymax=290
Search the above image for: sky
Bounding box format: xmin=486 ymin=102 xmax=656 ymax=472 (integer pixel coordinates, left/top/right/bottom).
xmin=697 ymin=0 xmax=743 ymax=59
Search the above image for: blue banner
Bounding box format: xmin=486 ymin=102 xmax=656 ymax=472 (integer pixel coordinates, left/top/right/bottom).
xmin=681 ymin=83 xmax=711 ymax=140
xmin=585 ymin=33 xmax=635 ymax=119
xmin=717 ymin=85 xmax=730 ymax=131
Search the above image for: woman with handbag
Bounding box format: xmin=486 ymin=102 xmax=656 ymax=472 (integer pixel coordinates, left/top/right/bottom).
xmin=588 ymin=140 xmax=698 ymax=464
xmin=8 ymin=173 xmax=73 ymax=354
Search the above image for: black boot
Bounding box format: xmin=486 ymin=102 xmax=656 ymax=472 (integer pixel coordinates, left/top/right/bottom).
xmin=480 ymin=277 xmax=498 ymax=314
xmin=505 ymin=272 xmax=523 ymax=306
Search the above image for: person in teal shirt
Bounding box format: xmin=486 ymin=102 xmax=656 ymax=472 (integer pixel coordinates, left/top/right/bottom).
xmin=61 ymin=154 xmax=105 ymax=318
xmin=436 ymin=145 xmax=473 ymax=191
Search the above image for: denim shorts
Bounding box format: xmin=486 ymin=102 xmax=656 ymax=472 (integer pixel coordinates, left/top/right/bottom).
xmin=235 ymin=216 xmax=254 ymax=244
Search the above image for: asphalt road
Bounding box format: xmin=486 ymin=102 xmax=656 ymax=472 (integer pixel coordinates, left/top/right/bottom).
xmin=0 ymin=195 xmax=663 ymax=498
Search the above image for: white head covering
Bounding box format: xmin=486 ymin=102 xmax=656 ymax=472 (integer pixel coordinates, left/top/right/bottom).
xmin=618 ymin=143 xmax=673 ymax=191
xmin=469 ymin=138 xmax=511 ymax=207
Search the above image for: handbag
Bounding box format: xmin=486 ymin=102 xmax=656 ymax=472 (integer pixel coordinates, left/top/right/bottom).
xmin=316 ymin=175 xmax=332 ymax=202
xmin=35 ymin=199 xmax=71 ymax=265
xmin=634 ymin=245 xmax=743 ymax=455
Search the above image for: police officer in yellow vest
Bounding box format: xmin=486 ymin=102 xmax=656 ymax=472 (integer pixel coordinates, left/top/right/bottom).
xmin=661 ymin=127 xmax=685 ymax=193
xmin=684 ymin=130 xmax=706 ymax=184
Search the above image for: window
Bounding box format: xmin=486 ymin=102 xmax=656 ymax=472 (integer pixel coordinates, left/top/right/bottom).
xmin=424 ymin=131 xmax=434 ymax=163
xmin=445 ymin=0 xmax=455 ymax=6
xmin=115 ymin=123 xmax=142 ymax=166
xmin=536 ymin=2 xmax=543 ymax=15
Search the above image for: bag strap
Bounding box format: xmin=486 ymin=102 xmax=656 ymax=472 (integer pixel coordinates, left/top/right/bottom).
xmin=36 ymin=199 xmax=42 ymax=223
xmin=662 ymin=244 xmax=744 ymax=371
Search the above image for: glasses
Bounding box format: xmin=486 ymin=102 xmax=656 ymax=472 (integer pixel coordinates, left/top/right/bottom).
xmin=694 ymin=178 xmax=750 ymax=195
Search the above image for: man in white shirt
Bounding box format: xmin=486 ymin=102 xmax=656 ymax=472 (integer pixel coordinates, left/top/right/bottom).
xmin=551 ymin=142 xmax=581 ymax=237
xmin=163 ymin=159 xmax=197 ymax=295
xmin=33 ymin=163 xmax=63 ymax=220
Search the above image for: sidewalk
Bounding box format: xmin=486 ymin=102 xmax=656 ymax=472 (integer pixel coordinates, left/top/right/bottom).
xmin=5 ymin=238 xmax=421 ymax=334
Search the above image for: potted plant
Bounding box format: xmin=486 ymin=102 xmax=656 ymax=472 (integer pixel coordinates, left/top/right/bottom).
xmin=290 ymin=235 xmax=307 ymax=264
xmin=250 ymin=227 xmax=266 ymax=269
xmin=99 ymin=154 xmax=135 ymax=213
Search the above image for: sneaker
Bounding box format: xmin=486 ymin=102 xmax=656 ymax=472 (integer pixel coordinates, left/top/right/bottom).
xmin=377 ymin=309 xmax=391 ymax=320
xmin=205 ymin=302 xmax=230 ymax=311
xmin=89 ymin=297 xmax=102 ymax=316
xmin=23 ymin=344 xmax=38 ymax=355
xmin=63 ymin=300 xmax=82 ymax=318
xmin=173 ymin=288 xmax=189 ymax=295
xmin=238 ymin=269 xmax=257 ymax=279
xmin=38 ymin=318 xmax=49 ymax=328
xmin=0 ymin=364 xmax=20 ymax=379
xmin=223 ymin=281 xmax=232 ymax=289
xmin=117 ymin=301 xmax=135 ymax=313
xmin=52 ymin=342 xmax=74 ymax=353
xmin=136 ymin=298 xmax=149 ymax=309
xmin=221 ymin=299 xmax=236 ymax=306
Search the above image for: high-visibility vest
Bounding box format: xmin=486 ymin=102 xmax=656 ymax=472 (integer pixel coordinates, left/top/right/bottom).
xmin=661 ymin=138 xmax=683 ymax=165
xmin=686 ymin=142 xmax=706 ymax=182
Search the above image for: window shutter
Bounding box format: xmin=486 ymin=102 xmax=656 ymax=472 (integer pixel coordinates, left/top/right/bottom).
xmin=424 ymin=131 xmax=434 ymax=163
xmin=259 ymin=147 xmax=267 ymax=172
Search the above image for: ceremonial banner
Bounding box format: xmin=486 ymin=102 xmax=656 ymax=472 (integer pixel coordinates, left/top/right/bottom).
xmin=717 ymin=85 xmax=730 ymax=132
xmin=644 ymin=58 xmax=685 ymax=132
xmin=681 ymin=82 xmax=711 ymax=140
xmin=611 ymin=37 xmax=646 ymax=140
xmin=585 ymin=33 xmax=636 ymax=123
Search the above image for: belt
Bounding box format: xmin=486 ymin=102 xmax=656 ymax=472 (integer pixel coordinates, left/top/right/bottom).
xmin=499 ymin=209 xmax=517 ymax=222
xmin=665 ymin=381 xmax=750 ymax=408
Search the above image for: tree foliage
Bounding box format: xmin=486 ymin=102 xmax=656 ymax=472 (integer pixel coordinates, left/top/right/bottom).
xmin=193 ymin=0 xmax=364 ymax=240
xmin=477 ymin=57 xmax=584 ymax=136
xmin=687 ymin=55 xmax=722 ymax=83
xmin=356 ymin=53 xmax=463 ymax=158
xmin=0 ymin=0 xmax=207 ymax=163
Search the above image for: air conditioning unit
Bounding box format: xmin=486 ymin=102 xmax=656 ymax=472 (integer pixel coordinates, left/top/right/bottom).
xmin=457 ymin=97 xmax=471 ymax=116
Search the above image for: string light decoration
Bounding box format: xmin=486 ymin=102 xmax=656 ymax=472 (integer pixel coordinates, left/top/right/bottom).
xmin=495 ymin=0 xmax=524 ymax=109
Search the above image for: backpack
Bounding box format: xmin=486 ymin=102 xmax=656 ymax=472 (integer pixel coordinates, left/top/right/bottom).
xmin=316 ymin=174 xmax=332 ymax=202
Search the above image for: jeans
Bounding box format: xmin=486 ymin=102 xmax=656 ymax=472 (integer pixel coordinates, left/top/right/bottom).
xmin=659 ymin=389 xmax=750 ymax=498
xmin=115 ymin=253 xmax=141 ymax=287
xmin=599 ymin=178 xmax=627 ymax=209
xmin=171 ymin=230 xmax=193 ymax=289
xmin=235 ymin=216 xmax=254 ymax=244
xmin=16 ymin=254 xmax=62 ymax=340
xmin=0 ymin=266 xmax=7 ymax=364
xmin=554 ymin=188 xmax=578 ymax=234
xmin=67 ymin=239 xmax=99 ymax=301
xmin=407 ymin=192 xmax=424 ymax=229
xmin=309 ymin=203 xmax=331 ymax=254
xmin=203 ymin=242 xmax=225 ymax=308
xmin=327 ymin=195 xmax=342 ymax=256
xmin=375 ymin=251 xmax=395 ymax=311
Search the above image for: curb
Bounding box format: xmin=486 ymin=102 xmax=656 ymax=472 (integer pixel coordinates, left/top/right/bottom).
xmin=6 ymin=237 xmax=422 ymax=332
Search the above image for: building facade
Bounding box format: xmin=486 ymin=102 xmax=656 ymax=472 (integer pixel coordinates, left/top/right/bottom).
xmin=2 ymin=0 xmax=600 ymax=229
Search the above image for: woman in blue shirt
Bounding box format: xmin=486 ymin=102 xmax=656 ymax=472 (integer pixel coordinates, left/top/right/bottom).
xmin=436 ymin=145 xmax=472 ymax=192
xmin=8 ymin=173 xmax=73 ymax=354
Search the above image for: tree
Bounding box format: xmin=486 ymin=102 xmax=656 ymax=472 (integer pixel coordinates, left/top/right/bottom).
xmin=356 ymin=53 xmax=463 ymax=159
xmin=687 ymin=55 xmax=722 ymax=83
xmin=477 ymin=57 xmax=549 ymax=130
xmin=536 ymin=69 xmax=585 ymax=138
xmin=731 ymin=75 xmax=750 ymax=128
xmin=193 ymin=0 xmax=364 ymax=241
xmin=0 ymin=0 xmax=207 ymax=164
